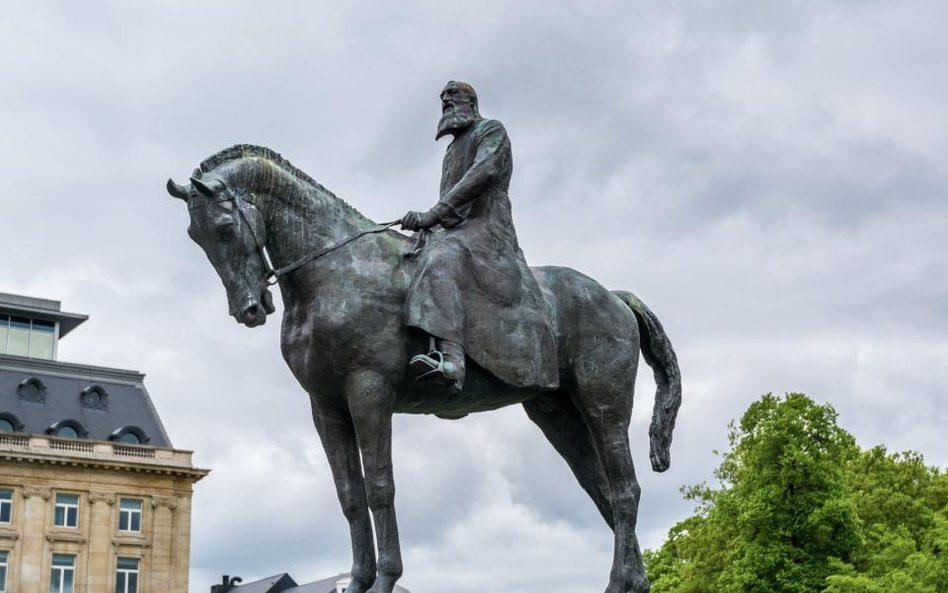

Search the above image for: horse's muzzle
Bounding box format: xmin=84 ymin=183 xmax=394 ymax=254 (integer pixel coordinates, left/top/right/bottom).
xmin=235 ymin=289 xmax=275 ymax=327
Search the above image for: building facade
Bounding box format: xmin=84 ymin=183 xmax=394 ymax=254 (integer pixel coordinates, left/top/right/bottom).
xmin=0 ymin=293 xmax=208 ymax=593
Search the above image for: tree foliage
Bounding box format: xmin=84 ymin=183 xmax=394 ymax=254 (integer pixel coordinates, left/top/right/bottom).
xmin=644 ymin=393 xmax=948 ymax=593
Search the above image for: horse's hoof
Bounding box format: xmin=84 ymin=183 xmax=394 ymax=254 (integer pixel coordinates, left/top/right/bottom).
xmin=602 ymin=573 xmax=650 ymax=593
xmin=345 ymin=580 xmax=373 ymax=593
xmin=366 ymin=576 xmax=399 ymax=593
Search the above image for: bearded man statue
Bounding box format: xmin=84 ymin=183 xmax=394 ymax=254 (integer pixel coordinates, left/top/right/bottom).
xmin=400 ymin=81 xmax=559 ymax=394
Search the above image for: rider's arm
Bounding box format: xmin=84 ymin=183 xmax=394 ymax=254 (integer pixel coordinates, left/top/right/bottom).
xmin=431 ymin=120 xmax=508 ymax=228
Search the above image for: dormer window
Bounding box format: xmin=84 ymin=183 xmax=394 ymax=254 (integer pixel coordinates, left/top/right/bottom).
xmin=57 ymin=426 xmax=79 ymax=439
xmin=80 ymin=385 xmax=109 ymax=410
xmin=17 ymin=377 xmax=46 ymax=404
xmin=47 ymin=420 xmax=87 ymax=439
xmin=110 ymin=426 xmax=149 ymax=445
xmin=0 ymin=413 xmax=23 ymax=433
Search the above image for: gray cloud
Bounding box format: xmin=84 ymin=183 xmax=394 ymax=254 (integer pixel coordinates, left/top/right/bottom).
xmin=2 ymin=1 xmax=947 ymax=592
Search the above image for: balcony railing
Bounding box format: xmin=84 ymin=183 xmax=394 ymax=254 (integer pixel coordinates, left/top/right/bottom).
xmin=112 ymin=444 xmax=157 ymax=459
xmin=50 ymin=439 xmax=95 ymax=454
xmin=0 ymin=434 xmax=193 ymax=467
xmin=0 ymin=433 xmax=29 ymax=448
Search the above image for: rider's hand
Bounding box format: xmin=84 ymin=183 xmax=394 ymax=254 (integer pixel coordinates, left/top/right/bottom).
xmin=401 ymin=210 xmax=439 ymax=231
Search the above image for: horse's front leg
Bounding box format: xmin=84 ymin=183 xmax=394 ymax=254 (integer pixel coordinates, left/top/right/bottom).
xmin=309 ymin=396 xmax=377 ymax=593
xmin=347 ymin=370 xmax=403 ymax=593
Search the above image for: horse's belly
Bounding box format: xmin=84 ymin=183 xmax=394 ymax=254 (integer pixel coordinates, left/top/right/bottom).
xmin=394 ymin=360 xmax=548 ymax=417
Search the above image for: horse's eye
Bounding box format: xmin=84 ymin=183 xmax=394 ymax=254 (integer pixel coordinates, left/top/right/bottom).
xmin=215 ymin=221 xmax=236 ymax=239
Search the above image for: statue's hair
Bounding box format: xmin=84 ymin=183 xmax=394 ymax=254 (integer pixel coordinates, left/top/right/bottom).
xmin=443 ymin=80 xmax=479 ymax=114
xmin=194 ymin=144 xmax=368 ymax=221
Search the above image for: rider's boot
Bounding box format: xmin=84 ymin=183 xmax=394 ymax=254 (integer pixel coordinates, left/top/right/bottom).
xmin=409 ymin=338 xmax=465 ymax=394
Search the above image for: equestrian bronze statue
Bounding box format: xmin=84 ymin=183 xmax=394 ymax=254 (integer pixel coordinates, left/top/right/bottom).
xmin=165 ymin=82 xmax=681 ymax=593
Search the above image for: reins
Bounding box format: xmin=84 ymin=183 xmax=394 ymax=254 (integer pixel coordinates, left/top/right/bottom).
xmin=265 ymin=219 xmax=402 ymax=286
xmin=191 ymin=183 xmax=403 ymax=287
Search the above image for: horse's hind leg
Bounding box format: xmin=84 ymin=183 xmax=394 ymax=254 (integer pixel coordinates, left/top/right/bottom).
xmin=309 ymin=397 xmax=377 ymax=593
xmin=522 ymin=393 xmax=614 ymax=530
xmin=571 ymin=369 xmax=650 ymax=593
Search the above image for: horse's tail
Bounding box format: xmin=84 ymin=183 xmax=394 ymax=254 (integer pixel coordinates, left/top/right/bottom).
xmin=612 ymin=290 xmax=682 ymax=473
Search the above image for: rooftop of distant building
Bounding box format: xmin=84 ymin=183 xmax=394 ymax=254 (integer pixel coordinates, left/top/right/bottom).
xmin=211 ymin=572 xmax=411 ymax=593
xmin=0 ymin=291 xmax=171 ymax=448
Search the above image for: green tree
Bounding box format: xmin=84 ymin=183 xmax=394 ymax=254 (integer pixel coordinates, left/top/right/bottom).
xmin=647 ymin=393 xmax=862 ymax=593
xmin=646 ymin=394 xmax=948 ymax=593
xmin=823 ymin=449 xmax=948 ymax=593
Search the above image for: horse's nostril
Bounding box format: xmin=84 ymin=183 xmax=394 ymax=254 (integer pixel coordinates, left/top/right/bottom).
xmin=245 ymin=304 xmax=260 ymax=317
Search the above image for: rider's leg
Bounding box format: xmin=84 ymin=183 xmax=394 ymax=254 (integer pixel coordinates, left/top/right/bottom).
xmin=438 ymin=338 xmax=465 ymax=391
xmin=409 ymin=335 xmax=465 ymax=393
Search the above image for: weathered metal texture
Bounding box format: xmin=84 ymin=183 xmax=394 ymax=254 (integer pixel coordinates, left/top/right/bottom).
xmin=166 ymin=86 xmax=681 ymax=593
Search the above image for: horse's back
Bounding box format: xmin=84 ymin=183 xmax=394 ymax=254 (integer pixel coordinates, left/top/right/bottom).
xmin=532 ymin=265 xmax=640 ymax=373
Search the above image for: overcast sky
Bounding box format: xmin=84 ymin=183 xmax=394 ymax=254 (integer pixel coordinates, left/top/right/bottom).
xmin=2 ymin=1 xmax=947 ymax=592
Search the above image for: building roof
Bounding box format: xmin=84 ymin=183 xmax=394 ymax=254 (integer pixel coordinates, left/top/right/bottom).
xmin=285 ymin=574 xmax=348 ymax=593
xmin=0 ymin=292 xmax=88 ymax=338
xmin=225 ymin=573 xmax=410 ymax=593
xmin=0 ymin=354 xmax=172 ymax=447
xmin=226 ymin=574 xmax=297 ymax=593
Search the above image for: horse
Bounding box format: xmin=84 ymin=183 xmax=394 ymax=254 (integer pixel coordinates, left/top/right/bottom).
xmin=166 ymin=144 xmax=681 ymax=593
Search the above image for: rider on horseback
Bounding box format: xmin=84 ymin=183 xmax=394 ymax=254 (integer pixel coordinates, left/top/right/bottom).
xmin=400 ymin=81 xmax=559 ymax=394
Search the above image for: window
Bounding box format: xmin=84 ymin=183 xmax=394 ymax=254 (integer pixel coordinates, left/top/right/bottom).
xmin=0 ymin=316 xmax=56 ymax=360
xmin=118 ymin=499 xmax=142 ymax=532
xmin=115 ymin=557 xmax=139 ymax=593
xmin=47 ymin=420 xmax=86 ymax=439
xmin=0 ymin=550 xmax=7 ymax=592
xmin=6 ymin=317 xmax=30 ymax=357
xmin=110 ymin=426 xmax=149 ymax=445
xmin=56 ymin=426 xmax=79 ymax=439
xmin=17 ymin=378 xmax=46 ymax=403
xmin=54 ymin=494 xmax=79 ymax=528
xmin=50 ymin=554 xmax=75 ymax=593
xmin=0 ymin=413 xmax=21 ymax=432
xmin=0 ymin=490 xmax=11 ymax=523
xmin=29 ymin=319 xmax=55 ymax=359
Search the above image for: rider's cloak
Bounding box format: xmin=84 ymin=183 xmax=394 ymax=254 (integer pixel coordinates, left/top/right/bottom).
xmin=405 ymin=118 xmax=559 ymax=390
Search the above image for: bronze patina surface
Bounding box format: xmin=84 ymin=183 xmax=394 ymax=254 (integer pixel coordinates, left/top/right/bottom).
xmin=166 ymin=83 xmax=681 ymax=593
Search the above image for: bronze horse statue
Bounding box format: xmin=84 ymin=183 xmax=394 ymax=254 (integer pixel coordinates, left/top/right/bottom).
xmin=167 ymin=145 xmax=681 ymax=593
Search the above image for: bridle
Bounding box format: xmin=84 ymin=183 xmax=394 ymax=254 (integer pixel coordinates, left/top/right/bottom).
xmin=189 ymin=190 xmax=275 ymax=283
xmin=190 ymin=187 xmax=400 ymax=287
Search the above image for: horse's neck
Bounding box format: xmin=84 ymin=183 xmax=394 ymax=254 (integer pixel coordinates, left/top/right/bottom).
xmin=258 ymin=166 xmax=374 ymax=271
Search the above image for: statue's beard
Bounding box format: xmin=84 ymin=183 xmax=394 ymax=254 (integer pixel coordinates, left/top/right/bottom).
xmin=436 ymin=106 xmax=478 ymax=140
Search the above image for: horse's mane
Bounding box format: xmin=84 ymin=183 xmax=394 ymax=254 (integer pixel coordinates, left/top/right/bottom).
xmin=194 ymin=144 xmax=369 ymax=222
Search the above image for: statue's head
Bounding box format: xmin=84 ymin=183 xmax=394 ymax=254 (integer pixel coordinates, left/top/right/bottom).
xmin=166 ymin=174 xmax=276 ymax=328
xmin=436 ymin=81 xmax=481 ymax=140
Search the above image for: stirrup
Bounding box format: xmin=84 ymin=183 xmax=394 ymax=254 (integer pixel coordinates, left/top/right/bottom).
xmin=409 ymin=336 xmax=463 ymax=393
xmin=409 ymin=350 xmax=446 ymax=383
xmin=410 ymin=336 xmax=443 ymax=382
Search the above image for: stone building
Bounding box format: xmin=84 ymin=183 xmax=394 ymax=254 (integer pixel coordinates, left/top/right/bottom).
xmin=0 ymin=293 xmax=208 ymax=593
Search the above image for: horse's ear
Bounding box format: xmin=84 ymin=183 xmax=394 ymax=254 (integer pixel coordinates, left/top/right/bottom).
xmin=190 ymin=176 xmax=223 ymax=197
xmin=166 ymin=178 xmax=190 ymax=201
